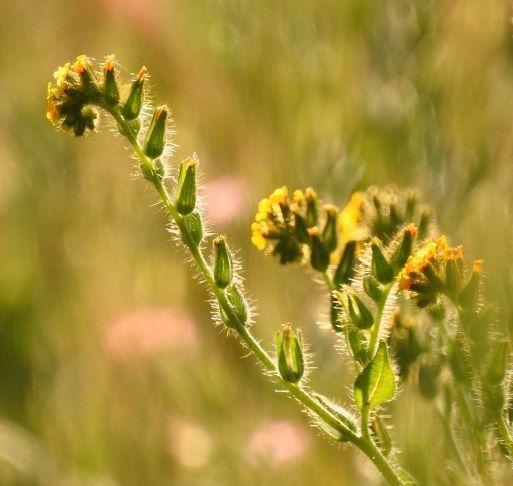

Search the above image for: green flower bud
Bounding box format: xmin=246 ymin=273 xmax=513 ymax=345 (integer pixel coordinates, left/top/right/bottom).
xmin=390 ymin=225 xmax=416 ymax=271
xmin=154 ymin=158 xmax=166 ymax=181
xmin=330 ymin=294 xmax=342 ymax=333
xmin=485 ymin=341 xmax=509 ymax=385
xmin=445 ymin=258 xmax=460 ymax=299
xmin=363 ymin=275 xmax=383 ymax=302
xmin=182 ymin=211 xmax=203 ymax=246
xmin=122 ymin=67 xmax=146 ymax=120
xmin=174 ymin=158 xmax=197 ymax=215
xmin=305 ymin=187 xmax=319 ymax=227
xmin=276 ymin=324 xmax=304 ymax=383
xmin=213 ymin=236 xmax=232 ymax=289
xmin=347 ymin=294 xmax=373 ymax=330
xmin=103 ymin=55 xmax=119 ymax=105
xmin=417 ymin=211 xmax=430 ymax=240
xmin=294 ymin=213 xmax=310 ymax=243
xmin=483 ymin=383 xmax=505 ymax=413
xmin=309 ymin=230 xmax=329 ymax=272
xmin=322 ymin=205 xmax=338 ymax=254
xmin=144 ymin=106 xmax=168 ymax=159
xmin=72 ymin=55 xmax=98 ymax=93
xmin=221 ymin=285 xmax=248 ymax=328
xmin=371 ymin=241 xmax=394 ymax=284
xmin=333 ymin=240 xmax=356 ymax=288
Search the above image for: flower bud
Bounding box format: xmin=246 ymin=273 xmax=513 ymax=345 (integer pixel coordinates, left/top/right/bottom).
xmin=391 ymin=225 xmax=416 ymax=271
xmin=103 ymin=55 xmax=119 ymax=105
xmin=122 ymin=67 xmax=146 ymax=120
xmin=144 ymin=106 xmax=168 ymax=159
xmin=309 ymin=229 xmax=329 ymax=272
xmin=221 ymin=285 xmax=248 ymax=328
xmin=213 ymin=236 xmax=232 ymax=289
xmin=174 ymin=158 xmax=197 ymax=215
xmin=485 ymin=341 xmax=509 ymax=385
xmin=347 ymin=294 xmax=373 ymax=329
xmin=363 ymin=275 xmax=383 ymax=302
xmin=294 ymin=213 xmax=310 ymax=243
xmin=182 ymin=211 xmax=203 ymax=246
xmin=417 ymin=211 xmax=430 ymax=240
xmin=322 ymin=205 xmax=338 ymax=254
xmin=305 ymin=187 xmax=318 ymax=227
xmin=459 ymin=260 xmax=482 ymax=309
xmin=276 ymin=324 xmax=304 ymax=383
xmin=72 ymin=55 xmax=98 ymax=93
xmin=333 ymin=240 xmax=356 ymax=288
xmin=330 ymin=294 xmax=342 ymax=333
xmin=371 ymin=241 xmax=394 ymax=284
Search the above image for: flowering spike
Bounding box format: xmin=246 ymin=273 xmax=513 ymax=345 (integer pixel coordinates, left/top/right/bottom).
xmin=213 ymin=236 xmax=232 ymax=289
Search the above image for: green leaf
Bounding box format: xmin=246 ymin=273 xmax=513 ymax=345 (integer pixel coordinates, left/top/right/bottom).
xmin=354 ymin=341 xmax=396 ymax=410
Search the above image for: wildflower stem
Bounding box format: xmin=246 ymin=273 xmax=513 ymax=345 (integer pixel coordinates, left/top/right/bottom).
xmin=368 ymin=282 xmax=394 ymax=357
xmin=495 ymin=411 xmax=513 ymax=459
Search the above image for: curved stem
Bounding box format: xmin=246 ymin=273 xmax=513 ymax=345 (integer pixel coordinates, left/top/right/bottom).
xmin=99 ymin=104 xmax=406 ymax=486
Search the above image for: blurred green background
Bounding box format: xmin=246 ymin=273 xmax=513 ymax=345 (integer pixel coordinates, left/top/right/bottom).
xmin=2 ymin=0 xmax=513 ymax=484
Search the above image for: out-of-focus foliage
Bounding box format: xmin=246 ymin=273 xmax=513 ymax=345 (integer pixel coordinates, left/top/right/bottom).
xmin=2 ymin=0 xmax=513 ymax=484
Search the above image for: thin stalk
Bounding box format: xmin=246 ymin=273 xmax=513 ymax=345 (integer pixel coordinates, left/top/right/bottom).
xmin=100 ymin=104 xmax=406 ymax=486
xmin=495 ymin=412 xmax=513 ymax=459
xmin=368 ymin=282 xmax=394 ymax=357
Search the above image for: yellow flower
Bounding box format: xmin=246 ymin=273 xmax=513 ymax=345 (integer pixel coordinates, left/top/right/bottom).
xmin=338 ymin=191 xmax=366 ymax=242
xmin=72 ymin=54 xmax=89 ymax=73
xmin=53 ymin=62 xmax=71 ymax=89
xmin=103 ymin=54 xmax=116 ymax=72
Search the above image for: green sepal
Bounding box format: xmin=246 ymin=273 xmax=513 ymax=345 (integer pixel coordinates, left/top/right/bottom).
xmin=354 ymin=341 xmax=396 ymax=411
xmin=276 ymin=326 xmax=304 ymax=383
xmin=305 ymin=188 xmax=318 ymax=227
xmin=294 ymin=213 xmax=310 ymax=243
xmin=348 ymin=294 xmax=373 ymax=330
xmin=221 ymin=285 xmax=248 ymax=328
xmin=310 ymin=232 xmax=329 ymax=272
xmin=371 ymin=241 xmax=394 ymax=283
xmin=322 ymin=206 xmax=338 ymax=254
xmin=182 ymin=211 xmax=203 ymax=246
xmin=104 ymin=66 xmax=119 ymax=105
xmin=213 ymin=237 xmax=232 ymax=289
xmin=348 ymin=329 xmax=367 ymax=365
xmin=122 ymin=69 xmax=146 ymax=120
xmin=363 ymin=275 xmax=383 ymax=302
xmin=390 ymin=227 xmax=414 ymax=271
xmin=333 ymin=240 xmax=356 ymax=288
xmin=144 ymin=106 xmax=168 ymax=159
xmin=174 ymin=158 xmax=197 ymax=215
xmin=371 ymin=415 xmax=392 ymax=456
xmin=459 ymin=269 xmax=481 ymax=309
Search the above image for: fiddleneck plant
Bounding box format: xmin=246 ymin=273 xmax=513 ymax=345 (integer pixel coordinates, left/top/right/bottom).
xmin=47 ymin=55 xmax=513 ymax=485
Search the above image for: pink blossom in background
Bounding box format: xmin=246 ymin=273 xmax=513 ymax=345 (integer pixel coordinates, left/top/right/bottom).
xmin=103 ymin=307 xmax=198 ymax=360
xmin=98 ymin=0 xmax=160 ymax=36
xmin=246 ymin=420 xmax=310 ymax=468
xmin=167 ymin=419 xmax=213 ymax=469
xmin=203 ymin=176 xmax=247 ymax=226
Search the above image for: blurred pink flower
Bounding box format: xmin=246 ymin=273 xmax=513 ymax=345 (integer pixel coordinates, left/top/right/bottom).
xmin=203 ymin=176 xmax=247 ymax=226
xmin=103 ymin=307 xmax=197 ymax=360
xmin=167 ymin=419 xmax=212 ymax=469
xmin=98 ymin=0 xmax=160 ymax=35
xmin=246 ymin=420 xmax=310 ymax=468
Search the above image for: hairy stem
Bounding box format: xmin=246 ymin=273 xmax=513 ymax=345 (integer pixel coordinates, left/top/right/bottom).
xmin=100 ymin=104 xmax=406 ymax=486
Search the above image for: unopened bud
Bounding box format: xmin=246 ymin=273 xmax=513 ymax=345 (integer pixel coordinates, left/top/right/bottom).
xmin=213 ymin=236 xmax=232 ymax=289
xmin=122 ymin=67 xmax=146 ymax=120
xmin=333 ymin=240 xmax=356 ymax=288
xmin=183 ymin=211 xmax=203 ymax=246
xmin=348 ymin=329 xmax=367 ymax=365
xmin=174 ymin=158 xmax=197 ymax=215
xmin=103 ymin=55 xmax=119 ymax=105
xmin=294 ymin=213 xmax=310 ymax=243
xmin=309 ymin=229 xmax=329 ymax=272
xmin=322 ymin=205 xmax=338 ymax=254
xmin=144 ymin=106 xmax=168 ymax=159
xmin=276 ymin=324 xmax=304 ymax=383
xmin=330 ymin=294 xmax=342 ymax=333
xmin=221 ymin=285 xmax=248 ymax=328
xmin=391 ymin=225 xmax=415 ymax=271
xmin=347 ymin=294 xmax=373 ymax=329
xmin=363 ymin=275 xmax=383 ymax=302
xmin=72 ymin=55 xmax=98 ymax=92
xmin=305 ymin=187 xmax=318 ymax=227
xmin=371 ymin=241 xmax=394 ymax=284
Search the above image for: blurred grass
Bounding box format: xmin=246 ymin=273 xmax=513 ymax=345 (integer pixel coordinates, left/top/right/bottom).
xmin=2 ymin=0 xmax=513 ymax=484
